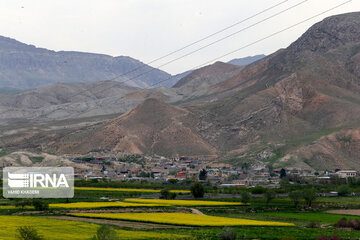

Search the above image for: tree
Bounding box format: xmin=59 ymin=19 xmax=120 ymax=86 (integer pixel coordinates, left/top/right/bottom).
xmin=289 ymin=190 xmax=302 ymax=207
xmin=168 ymin=179 xmax=178 ymax=184
xmin=240 ymin=191 xmax=251 ymax=204
xmin=265 ymin=189 xmax=276 ymax=205
xmin=303 ymin=188 xmax=317 ymax=207
xmin=169 ymin=192 xmax=177 ymax=199
xmin=199 ymin=169 xmax=207 ymax=181
xmin=190 ymin=182 xmax=205 ymax=198
xmin=160 ymin=189 xmax=170 ymax=199
xmin=32 ymin=200 xmax=49 ymax=211
xmin=280 ymin=168 xmax=286 ymax=179
xmin=91 ymin=225 xmax=119 ymax=240
xmin=16 ymin=226 xmax=44 ymax=240
xmin=267 ymin=163 xmax=274 ymax=174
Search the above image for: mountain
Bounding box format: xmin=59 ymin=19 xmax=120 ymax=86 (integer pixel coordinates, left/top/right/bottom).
xmin=0 ymin=81 xmax=144 ymax=124
xmin=227 ymin=54 xmax=266 ymax=66
xmin=44 ymin=98 xmax=216 ymax=156
xmin=0 ymin=61 xmax=240 ymax=124
xmin=0 ymin=36 xmax=172 ymax=89
xmin=2 ymin=12 xmax=360 ymax=170
xmin=170 ymin=55 xmax=266 ymax=88
xmin=173 ymin=61 xmax=243 ymax=101
xmin=192 ymin=12 xmax=360 ymax=170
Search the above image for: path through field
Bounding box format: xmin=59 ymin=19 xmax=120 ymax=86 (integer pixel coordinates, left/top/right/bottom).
xmin=190 ymin=208 xmax=205 ymax=215
xmin=326 ymin=210 xmax=360 ymax=216
xmin=41 ymin=216 xmax=190 ymax=229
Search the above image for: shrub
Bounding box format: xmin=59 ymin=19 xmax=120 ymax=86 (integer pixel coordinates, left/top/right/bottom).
xmin=15 ymin=199 xmax=32 ymax=209
xmin=32 ymin=200 xmax=49 ymax=211
xmin=334 ymin=218 xmax=360 ymax=230
xmin=91 ymin=225 xmax=119 ymax=240
xmin=306 ymin=220 xmax=320 ymax=228
xmin=240 ymin=191 xmax=251 ymax=204
xmin=337 ymin=185 xmax=351 ymax=196
xmin=251 ymin=186 xmax=266 ymax=194
xmin=348 ymin=219 xmax=360 ymax=230
xmin=191 ymin=182 xmax=205 ymax=198
xmin=334 ymin=217 xmax=348 ymax=228
xmin=16 ymin=226 xmax=43 ymax=240
xmin=219 ymin=227 xmax=237 ymax=240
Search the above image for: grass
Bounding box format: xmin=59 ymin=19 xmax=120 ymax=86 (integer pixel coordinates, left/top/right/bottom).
xmin=316 ymin=196 xmax=360 ymax=205
xmin=71 ymin=212 xmax=295 ymax=227
xmin=50 ymin=201 xmax=166 ymax=209
xmin=124 ymin=199 xmax=246 ymax=206
xmin=165 ymin=226 xmax=360 ymax=240
xmin=258 ymin=212 xmax=360 ymax=224
xmin=75 ymin=187 xmax=190 ymax=193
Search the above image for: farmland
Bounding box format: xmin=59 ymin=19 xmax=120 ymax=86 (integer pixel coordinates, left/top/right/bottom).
xmin=124 ymin=199 xmax=247 ymax=206
xmin=50 ymin=201 xmax=167 ymax=209
xmin=70 ymin=212 xmax=295 ymax=227
xmin=3 ymin=186 xmax=360 ymax=239
xmin=75 ymin=187 xmax=190 ymax=193
xmin=0 ymin=216 xmax=187 ymax=240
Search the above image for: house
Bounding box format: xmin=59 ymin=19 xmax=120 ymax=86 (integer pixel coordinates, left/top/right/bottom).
xmin=336 ymin=170 xmax=358 ymax=178
xmin=175 ymin=171 xmax=187 ymax=180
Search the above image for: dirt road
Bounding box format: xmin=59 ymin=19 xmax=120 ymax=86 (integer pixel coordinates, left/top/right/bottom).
xmin=41 ymin=216 xmax=190 ymax=229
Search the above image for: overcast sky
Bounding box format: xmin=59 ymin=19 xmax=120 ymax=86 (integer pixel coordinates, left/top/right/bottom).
xmin=0 ymin=0 xmax=358 ymax=74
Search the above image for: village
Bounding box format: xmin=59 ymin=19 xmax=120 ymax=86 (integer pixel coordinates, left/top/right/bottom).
xmin=69 ymin=154 xmax=359 ymax=187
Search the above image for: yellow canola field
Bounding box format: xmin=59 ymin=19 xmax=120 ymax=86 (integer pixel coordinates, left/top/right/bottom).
xmin=0 ymin=205 xmax=33 ymax=209
xmin=50 ymin=201 xmax=166 ymax=209
xmin=75 ymin=187 xmax=190 ymax=193
xmin=0 ymin=216 xmax=187 ymax=240
xmin=71 ymin=212 xmax=295 ymax=227
xmin=124 ymin=199 xmax=246 ymax=206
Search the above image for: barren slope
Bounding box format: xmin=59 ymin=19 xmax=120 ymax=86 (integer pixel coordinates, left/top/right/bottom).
xmin=45 ymin=98 xmax=216 ymax=156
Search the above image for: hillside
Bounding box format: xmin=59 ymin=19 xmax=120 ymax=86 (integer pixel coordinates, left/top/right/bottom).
xmin=192 ymin=12 xmax=360 ymax=169
xmin=0 ymin=81 xmax=146 ymax=124
xmin=1 ymin=12 xmax=360 ymax=170
xmin=44 ymin=98 xmax=215 ymax=156
xmin=0 ymin=35 xmax=172 ymax=89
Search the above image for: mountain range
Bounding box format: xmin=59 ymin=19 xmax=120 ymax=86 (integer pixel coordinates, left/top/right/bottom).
xmin=0 ymin=35 xmax=173 ymax=89
xmin=1 ymin=12 xmax=360 ymax=171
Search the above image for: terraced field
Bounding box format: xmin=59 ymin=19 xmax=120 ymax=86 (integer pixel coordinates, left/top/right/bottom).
xmin=124 ymin=199 xmax=246 ymax=206
xmin=50 ymin=201 xmax=166 ymax=209
xmin=0 ymin=216 xmax=188 ymax=240
xmin=71 ymin=212 xmax=295 ymax=227
xmin=75 ymin=187 xmax=190 ymax=193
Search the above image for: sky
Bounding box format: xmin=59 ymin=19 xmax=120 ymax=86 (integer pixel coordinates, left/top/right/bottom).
xmin=0 ymin=0 xmax=359 ymax=75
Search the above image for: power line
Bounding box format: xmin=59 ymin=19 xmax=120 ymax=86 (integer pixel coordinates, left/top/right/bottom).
xmin=121 ymin=0 xmax=309 ymax=85
xmin=105 ymin=0 xmax=290 ymax=82
xmin=150 ymin=0 xmax=352 ymax=88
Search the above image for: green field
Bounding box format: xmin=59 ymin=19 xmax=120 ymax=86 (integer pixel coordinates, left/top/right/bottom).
xmin=258 ymin=212 xmax=360 ymax=224
xmin=0 ymin=216 xmax=187 ymax=240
